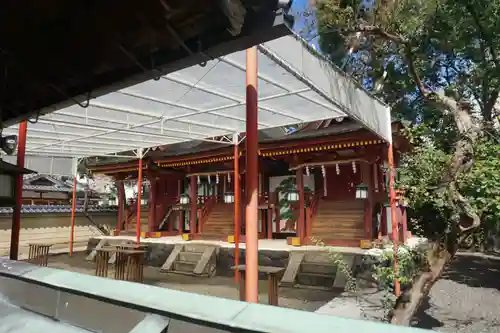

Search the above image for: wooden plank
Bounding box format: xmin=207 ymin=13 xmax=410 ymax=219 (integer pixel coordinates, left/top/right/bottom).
xmin=280 ymin=251 xmax=304 ymax=286
xmin=160 ymin=244 xmax=183 ymax=271
xmin=86 ymin=238 xmax=107 ymax=261
xmin=193 ymin=246 xmax=216 ymax=275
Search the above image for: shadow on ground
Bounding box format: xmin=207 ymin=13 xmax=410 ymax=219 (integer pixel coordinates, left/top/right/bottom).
xmin=441 ymin=253 xmax=500 ymax=290
xmin=412 ymin=297 xmax=444 ymax=330
xmin=44 ymin=252 xmax=338 ymax=312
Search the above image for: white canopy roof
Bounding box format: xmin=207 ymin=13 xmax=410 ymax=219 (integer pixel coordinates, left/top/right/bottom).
xmin=2 ymin=34 xmax=391 ymax=176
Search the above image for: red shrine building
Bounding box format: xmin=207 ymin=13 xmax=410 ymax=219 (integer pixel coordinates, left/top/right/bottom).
xmin=88 ymin=117 xmax=409 ymax=248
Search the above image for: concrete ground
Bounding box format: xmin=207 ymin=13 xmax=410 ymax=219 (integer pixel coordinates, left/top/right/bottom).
xmin=46 ymin=252 xmax=338 ymax=312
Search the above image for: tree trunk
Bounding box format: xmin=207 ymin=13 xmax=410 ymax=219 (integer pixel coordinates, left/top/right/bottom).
xmin=391 ymin=247 xmax=452 ymax=325
xmin=390 ymin=95 xmax=482 ymax=325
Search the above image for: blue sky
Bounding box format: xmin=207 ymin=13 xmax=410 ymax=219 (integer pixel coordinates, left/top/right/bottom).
xmin=290 ymin=0 xmax=321 ymax=49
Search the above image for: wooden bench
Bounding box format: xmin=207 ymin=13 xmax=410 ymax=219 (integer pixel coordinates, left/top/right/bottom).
xmin=28 ymin=243 xmax=53 ymax=267
xmin=232 ymin=265 xmax=285 ymax=306
xmin=95 ymin=247 xmax=146 ymax=283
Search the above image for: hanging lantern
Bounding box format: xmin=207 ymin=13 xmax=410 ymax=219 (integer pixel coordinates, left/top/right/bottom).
xmin=305 ymin=166 xmax=310 ymax=176
xmin=228 ymin=173 xmax=231 ymax=183
xmin=223 ymin=192 xmax=235 ymax=204
xmin=179 ymin=194 xmax=190 ymax=205
xmin=335 ymin=164 xmax=340 ymax=175
xmin=321 ymin=165 xmax=326 ymax=177
xmin=352 ymin=161 xmax=357 ymax=174
xmin=355 ymin=183 xmax=369 ymax=200
xmin=287 ymin=189 xmax=299 ymax=202
xmin=197 ymin=175 xmax=200 ymax=184
xmin=216 ymin=174 xmax=219 ymax=184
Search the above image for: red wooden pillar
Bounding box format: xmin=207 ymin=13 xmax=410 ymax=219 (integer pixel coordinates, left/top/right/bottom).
xmin=117 ymin=180 xmax=125 ymax=232
xmin=148 ymin=177 xmax=157 ymax=233
xmin=388 ymin=143 xmax=400 ymax=297
xmin=245 ymin=46 xmax=259 ymax=303
xmin=233 ymin=135 xmax=241 ymax=280
xmin=10 ymin=120 xmax=27 ymax=261
xmin=175 ymin=177 xmax=181 ymax=233
xmin=189 ymin=175 xmax=197 ymax=234
xmin=296 ymin=167 xmax=305 ymax=242
xmin=136 ymin=158 xmax=143 ymax=244
xmin=69 ymin=175 xmax=77 ymax=256
xmin=361 ymin=162 xmax=374 ymax=240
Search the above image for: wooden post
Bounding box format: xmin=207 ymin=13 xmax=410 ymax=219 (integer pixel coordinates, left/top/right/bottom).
xmin=245 ymin=46 xmax=259 ymax=303
xmin=388 ymin=143 xmax=400 ymax=297
xmin=233 ymin=134 xmax=241 ymax=281
xmin=136 ymin=157 xmax=143 ymax=244
xmin=10 ymin=120 xmax=27 ymax=261
xmin=174 ymin=177 xmax=181 ymax=233
xmin=148 ymin=177 xmax=157 ymax=233
xmin=69 ymin=175 xmax=77 ymax=256
xmin=361 ymin=162 xmax=374 ymax=240
xmin=296 ymin=167 xmax=305 ymax=242
xmin=117 ymin=180 xmax=125 ymax=233
xmin=190 ymin=175 xmax=197 ymax=234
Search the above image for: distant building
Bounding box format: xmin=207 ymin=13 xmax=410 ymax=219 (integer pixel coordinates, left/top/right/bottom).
xmin=21 ymin=174 xmax=106 ymax=206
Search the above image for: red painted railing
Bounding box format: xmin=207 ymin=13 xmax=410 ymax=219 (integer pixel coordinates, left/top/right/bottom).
xmin=306 ymin=190 xmax=321 ymax=238
xmin=198 ymin=196 xmax=215 ymax=233
xmin=125 ymin=201 xmax=137 ymax=231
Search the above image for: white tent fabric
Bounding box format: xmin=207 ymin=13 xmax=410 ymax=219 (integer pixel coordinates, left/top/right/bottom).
xmin=2 ymin=34 xmax=390 ymax=176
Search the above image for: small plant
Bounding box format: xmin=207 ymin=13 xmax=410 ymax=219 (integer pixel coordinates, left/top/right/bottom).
xmin=309 ymin=236 xmax=358 ymax=293
xmin=371 ymin=244 xmax=429 ymax=318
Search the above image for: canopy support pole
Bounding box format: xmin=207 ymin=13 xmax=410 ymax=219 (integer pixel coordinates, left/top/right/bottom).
xmin=69 ymin=157 xmax=79 ymax=256
xmin=10 ymin=120 xmax=27 ymax=261
xmin=136 ymin=148 xmax=144 ymax=244
xmin=245 ymin=46 xmax=259 ymax=303
xmin=233 ymin=133 xmax=240 ymax=281
xmin=388 ymin=143 xmax=400 ymax=297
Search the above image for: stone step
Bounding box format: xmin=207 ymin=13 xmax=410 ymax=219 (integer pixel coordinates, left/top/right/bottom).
xmin=296 ymin=272 xmax=335 ymax=287
xmin=173 ymin=260 xmax=196 ymax=273
xmin=178 ymin=251 xmax=202 ymax=263
xmin=300 ymin=262 xmax=337 ymax=275
xmin=183 ymin=243 xmax=213 ymax=253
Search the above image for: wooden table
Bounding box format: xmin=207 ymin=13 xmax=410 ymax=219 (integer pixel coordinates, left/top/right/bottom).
xmin=95 ymin=247 xmax=146 ymax=282
xmin=115 ymin=243 xmax=148 ymax=251
xmin=231 ymin=265 xmax=285 ymax=306
xmin=28 ymin=243 xmax=53 ymax=267
xmin=95 ymin=247 xmax=113 ymax=277
xmin=114 ymin=248 xmax=146 ymax=283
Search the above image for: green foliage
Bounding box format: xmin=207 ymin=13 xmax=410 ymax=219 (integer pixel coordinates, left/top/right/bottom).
xmin=397 ymin=130 xmax=500 ymax=241
xmin=371 ymin=244 xmax=429 ymax=317
xmin=274 ymin=177 xmax=312 ymax=221
xmin=313 ymin=0 xmax=500 ymax=245
xmin=374 ymin=245 xmax=428 ymax=291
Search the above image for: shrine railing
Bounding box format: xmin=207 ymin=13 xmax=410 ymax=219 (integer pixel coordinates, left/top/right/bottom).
xmin=198 ymin=196 xmax=215 ymax=233
xmin=306 ymin=190 xmax=322 ymax=238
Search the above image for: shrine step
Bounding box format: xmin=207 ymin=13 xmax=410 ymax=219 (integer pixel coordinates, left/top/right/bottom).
xmin=173 ymin=260 xmax=197 ymax=273
xmin=160 ymin=243 xmax=219 ymax=277
xmin=296 ymin=272 xmax=336 ymax=288
xmin=300 ymin=262 xmax=337 ymax=275
xmin=178 ymin=251 xmax=202 ymax=262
